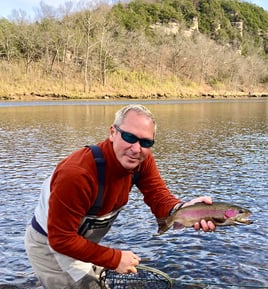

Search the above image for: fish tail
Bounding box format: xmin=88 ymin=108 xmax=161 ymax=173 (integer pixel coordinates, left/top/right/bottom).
xmin=157 ymin=217 xmax=172 ymax=235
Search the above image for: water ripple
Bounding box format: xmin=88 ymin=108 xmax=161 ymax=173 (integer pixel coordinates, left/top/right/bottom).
xmin=0 ymin=101 xmax=267 ymax=288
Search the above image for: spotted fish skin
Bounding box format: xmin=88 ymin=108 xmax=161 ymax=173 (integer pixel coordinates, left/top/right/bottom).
xmin=157 ymin=202 xmax=252 ymax=235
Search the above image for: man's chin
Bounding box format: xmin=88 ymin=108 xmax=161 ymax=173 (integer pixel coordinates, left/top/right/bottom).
xmin=123 ymin=159 xmax=139 ymax=170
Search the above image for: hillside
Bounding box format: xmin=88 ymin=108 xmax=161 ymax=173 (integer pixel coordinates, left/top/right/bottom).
xmin=0 ymin=0 xmax=268 ymax=100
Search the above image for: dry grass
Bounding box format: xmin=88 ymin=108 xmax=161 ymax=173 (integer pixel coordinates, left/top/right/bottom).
xmin=0 ymin=61 xmax=267 ymax=101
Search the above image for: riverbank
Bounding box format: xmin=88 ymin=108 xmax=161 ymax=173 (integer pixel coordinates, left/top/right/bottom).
xmin=1 ymin=91 xmax=268 ymax=102
xmin=1 ymin=62 xmax=268 ymax=102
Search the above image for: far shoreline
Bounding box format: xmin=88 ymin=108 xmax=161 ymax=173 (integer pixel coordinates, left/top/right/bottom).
xmin=1 ymin=91 xmax=268 ymax=102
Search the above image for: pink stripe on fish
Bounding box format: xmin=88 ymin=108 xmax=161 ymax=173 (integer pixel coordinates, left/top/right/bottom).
xmin=225 ymin=209 xmax=237 ymax=218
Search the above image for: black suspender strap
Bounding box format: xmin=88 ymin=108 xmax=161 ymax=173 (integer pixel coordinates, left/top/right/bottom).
xmin=132 ymin=170 xmax=140 ymax=186
xmin=85 ymin=145 xmax=106 ymax=215
xmin=85 ymin=145 xmax=140 ymax=215
xmin=79 ymin=144 xmax=141 ymax=236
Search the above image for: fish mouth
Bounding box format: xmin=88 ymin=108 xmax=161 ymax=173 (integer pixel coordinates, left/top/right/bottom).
xmin=235 ymin=214 xmax=253 ymax=224
xmin=236 ymin=219 xmax=253 ymax=225
xmin=241 ymin=218 xmax=253 ymax=224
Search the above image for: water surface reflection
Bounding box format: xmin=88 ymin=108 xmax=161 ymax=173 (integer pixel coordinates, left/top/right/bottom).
xmin=0 ymin=100 xmax=267 ymax=288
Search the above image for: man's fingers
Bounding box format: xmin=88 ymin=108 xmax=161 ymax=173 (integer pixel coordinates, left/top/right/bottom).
xmin=184 ymin=196 xmax=213 ymax=208
xmin=125 ymin=254 xmax=140 ymax=274
xmin=127 ymin=266 xmax=138 ymax=274
xmin=194 ymin=220 xmax=216 ymax=232
xmin=207 ymin=220 xmax=216 ymax=231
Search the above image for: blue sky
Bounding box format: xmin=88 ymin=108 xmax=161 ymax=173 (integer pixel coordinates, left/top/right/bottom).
xmin=1 ymin=0 xmax=268 ymax=19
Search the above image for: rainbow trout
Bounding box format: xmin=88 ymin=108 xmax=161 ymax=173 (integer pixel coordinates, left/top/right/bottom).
xmin=157 ymin=202 xmax=252 ymax=235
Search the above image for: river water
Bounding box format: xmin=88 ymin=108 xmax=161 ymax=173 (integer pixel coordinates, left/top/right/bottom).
xmin=0 ymin=99 xmax=267 ymax=288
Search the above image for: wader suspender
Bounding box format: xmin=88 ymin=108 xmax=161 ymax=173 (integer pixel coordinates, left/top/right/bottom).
xmin=85 ymin=145 xmax=140 ymax=216
xmin=86 ymin=145 xmax=106 ymax=215
xmin=77 ymin=145 xmax=140 ymax=236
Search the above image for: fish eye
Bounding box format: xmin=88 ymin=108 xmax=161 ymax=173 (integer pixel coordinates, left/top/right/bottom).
xmin=239 ymin=209 xmax=244 ymax=214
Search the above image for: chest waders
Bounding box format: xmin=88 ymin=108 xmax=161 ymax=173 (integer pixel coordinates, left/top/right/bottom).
xmin=78 ymin=145 xmax=140 ymax=241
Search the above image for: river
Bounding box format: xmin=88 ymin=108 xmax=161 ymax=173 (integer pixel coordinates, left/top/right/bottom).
xmin=0 ymin=99 xmax=267 ymax=288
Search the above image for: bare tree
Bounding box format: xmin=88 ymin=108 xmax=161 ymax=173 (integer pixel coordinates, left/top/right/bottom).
xmin=15 ymin=22 xmax=42 ymax=73
xmin=0 ymin=19 xmax=17 ymax=62
xmin=93 ymin=5 xmax=119 ymax=86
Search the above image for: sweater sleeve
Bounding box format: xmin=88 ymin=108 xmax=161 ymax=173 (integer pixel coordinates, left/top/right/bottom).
xmin=47 ymin=155 xmax=121 ymax=269
xmin=136 ymin=154 xmax=182 ymax=218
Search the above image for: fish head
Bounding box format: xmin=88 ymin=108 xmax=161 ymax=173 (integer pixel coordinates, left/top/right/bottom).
xmin=224 ymin=205 xmax=253 ymax=225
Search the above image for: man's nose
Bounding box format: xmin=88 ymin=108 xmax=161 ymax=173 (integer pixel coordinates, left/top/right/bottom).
xmin=130 ymin=140 xmax=142 ymax=152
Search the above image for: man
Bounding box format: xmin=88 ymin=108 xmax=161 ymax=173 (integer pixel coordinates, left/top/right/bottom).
xmin=25 ymin=104 xmax=215 ymax=289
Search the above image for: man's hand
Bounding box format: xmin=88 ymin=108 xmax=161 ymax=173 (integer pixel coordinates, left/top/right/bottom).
xmin=182 ymin=196 xmax=216 ymax=232
xmin=115 ymin=251 xmax=141 ymax=274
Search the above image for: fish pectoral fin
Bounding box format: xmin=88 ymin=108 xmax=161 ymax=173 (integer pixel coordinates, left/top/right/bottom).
xmin=211 ymin=217 xmax=225 ymax=224
xmin=173 ymin=221 xmax=185 ymax=231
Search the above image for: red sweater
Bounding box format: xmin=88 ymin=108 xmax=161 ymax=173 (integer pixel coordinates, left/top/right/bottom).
xmin=48 ymin=139 xmax=180 ymax=269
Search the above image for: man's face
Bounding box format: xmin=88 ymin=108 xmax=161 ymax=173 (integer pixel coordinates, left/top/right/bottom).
xmin=109 ymin=110 xmax=155 ymax=170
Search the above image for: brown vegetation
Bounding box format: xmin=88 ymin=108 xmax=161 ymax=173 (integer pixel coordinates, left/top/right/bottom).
xmin=1 ymin=1 xmax=268 ymax=101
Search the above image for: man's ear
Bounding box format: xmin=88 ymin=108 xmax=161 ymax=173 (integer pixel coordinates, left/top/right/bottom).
xmin=109 ymin=125 xmax=115 ymax=141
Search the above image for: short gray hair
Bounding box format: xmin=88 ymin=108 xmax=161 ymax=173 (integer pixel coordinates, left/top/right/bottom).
xmin=114 ymin=104 xmax=157 ymax=133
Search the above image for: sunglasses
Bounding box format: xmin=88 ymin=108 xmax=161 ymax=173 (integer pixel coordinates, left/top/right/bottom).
xmin=114 ymin=125 xmax=154 ymax=148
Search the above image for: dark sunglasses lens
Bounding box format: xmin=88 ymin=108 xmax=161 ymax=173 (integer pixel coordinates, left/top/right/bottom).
xmin=140 ymin=139 xmax=154 ymax=148
xmin=121 ymin=130 xmax=154 ymax=148
xmin=121 ymin=132 xmax=138 ymax=144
